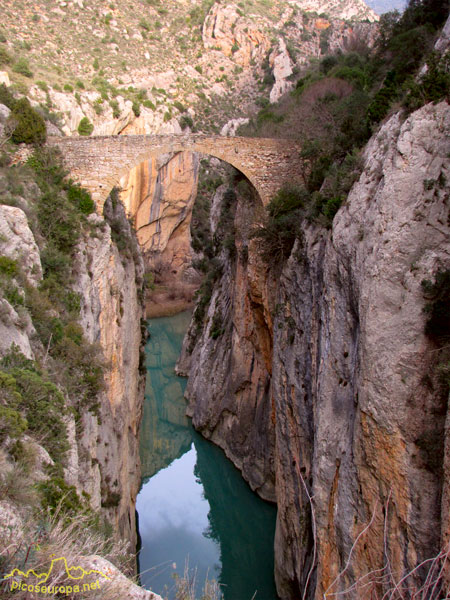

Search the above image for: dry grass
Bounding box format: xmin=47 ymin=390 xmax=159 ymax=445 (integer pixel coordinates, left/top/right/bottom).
xmin=0 ymin=509 xmax=137 ymax=600
xmin=172 ymin=561 xmax=223 ymax=600
xmin=320 ymin=492 xmax=450 ymax=600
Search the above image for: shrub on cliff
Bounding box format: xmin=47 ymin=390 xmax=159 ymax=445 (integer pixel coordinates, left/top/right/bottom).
xmin=77 ymin=116 xmax=93 ymax=136
xmin=0 ymin=348 xmax=69 ymax=463
xmin=67 ymin=182 xmax=95 ymax=214
xmin=0 ymin=46 xmax=12 ymax=66
xmin=9 ymin=97 xmax=46 ymax=145
xmin=252 ymin=185 xmax=305 ymax=262
xmin=422 ymin=269 xmax=450 ymax=393
xmin=12 ymin=57 xmax=33 ymax=78
xmin=422 ymin=269 xmax=450 ymax=342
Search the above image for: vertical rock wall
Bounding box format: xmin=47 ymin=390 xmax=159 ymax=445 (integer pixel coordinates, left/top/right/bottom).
xmin=180 ymin=101 xmax=450 ymax=598
xmin=120 ymin=151 xmax=199 ymax=277
xmin=70 ymin=205 xmax=145 ymax=548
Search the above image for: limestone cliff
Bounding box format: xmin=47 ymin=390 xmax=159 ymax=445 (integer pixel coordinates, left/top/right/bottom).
xmin=120 ymin=151 xmax=199 ymax=277
xmin=178 ymin=100 xmax=450 ymax=598
xmin=0 ymin=185 xmax=159 ymax=597
xmin=70 ymin=197 xmax=145 ymax=548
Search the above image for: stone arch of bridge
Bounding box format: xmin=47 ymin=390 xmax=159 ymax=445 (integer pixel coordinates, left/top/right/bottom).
xmin=46 ymin=135 xmax=303 ymax=213
xmin=114 ymin=142 xmax=260 ymax=210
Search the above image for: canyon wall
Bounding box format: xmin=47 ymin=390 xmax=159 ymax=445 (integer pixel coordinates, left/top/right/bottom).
xmin=0 ymin=196 xmax=145 ymax=551
xmin=178 ymin=100 xmax=450 ymax=598
xmin=120 ymin=151 xmax=199 ymax=277
xmin=70 ymin=198 xmax=145 ymax=548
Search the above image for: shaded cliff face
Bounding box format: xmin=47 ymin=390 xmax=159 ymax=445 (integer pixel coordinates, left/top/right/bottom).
xmin=177 ymin=182 xmax=278 ymax=501
xmin=178 ymin=100 xmax=450 ymax=598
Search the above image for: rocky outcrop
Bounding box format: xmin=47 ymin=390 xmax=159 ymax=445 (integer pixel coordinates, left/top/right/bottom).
xmin=274 ymin=100 xmax=450 ymax=599
xmin=0 ymin=206 xmax=40 ymax=358
xmin=0 ymin=206 xmax=42 ymax=285
xmin=0 ymin=198 xmax=145 ymax=550
xmin=177 ymin=183 xmax=277 ymax=502
xmin=295 ymin=0 xmax=378 ymax=22
xmin=0 ymin=189 xmax=157 ymax=595
xmin=269 ymin=39 xmax=294 ymax=104
xmin=179 ymin=101 xmax=450 ymax=599
xmin=202 ymin=3 xmax=271 ymax=68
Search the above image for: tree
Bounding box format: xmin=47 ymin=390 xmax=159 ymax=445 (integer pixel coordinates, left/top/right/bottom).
xmin=10 ymin=98 xmax=46 ymax=145
xmin=77 ymin=117 xmax=93 ymax=136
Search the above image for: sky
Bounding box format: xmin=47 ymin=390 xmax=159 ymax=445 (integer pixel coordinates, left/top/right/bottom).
xmin=365 ymin=0 xmax=407 ymax=14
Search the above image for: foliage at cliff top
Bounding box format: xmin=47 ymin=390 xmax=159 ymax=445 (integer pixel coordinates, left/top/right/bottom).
xmin=241 ymin=0 xmax=449 ymax=231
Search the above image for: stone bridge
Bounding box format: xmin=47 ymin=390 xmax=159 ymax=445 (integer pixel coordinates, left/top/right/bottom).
xmin=47 ymin=134 xmax=303 ymax=212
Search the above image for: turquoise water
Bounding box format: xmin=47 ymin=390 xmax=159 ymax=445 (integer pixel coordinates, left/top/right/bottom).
xmin=136 ymin=312 xmax=278 ymax=600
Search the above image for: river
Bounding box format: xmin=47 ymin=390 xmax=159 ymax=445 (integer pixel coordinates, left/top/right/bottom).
xmin=136 ymin=311 xmax=278 ymax=600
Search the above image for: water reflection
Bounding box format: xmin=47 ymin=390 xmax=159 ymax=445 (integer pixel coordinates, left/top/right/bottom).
xmin=137 ymin=312 xmax=278 ymax=600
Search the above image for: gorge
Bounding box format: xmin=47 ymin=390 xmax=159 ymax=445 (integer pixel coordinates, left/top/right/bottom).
xmin=0 ymin=0 xmax=449 ymax=599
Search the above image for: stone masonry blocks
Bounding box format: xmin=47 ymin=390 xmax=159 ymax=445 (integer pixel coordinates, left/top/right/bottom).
xmin=47 ymin=134 xmax=303 ymax=213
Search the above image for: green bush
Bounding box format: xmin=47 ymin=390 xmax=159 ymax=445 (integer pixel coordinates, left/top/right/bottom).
xmin=251 ymin=185 xmax=306 ymax=263
xmin=403 ymin=52 xmax=450 ymax=110
xmin=0 ymin=46 xmax=12 ymax=65
xmin=132 ymin=100 xmax=140 ymax=117
xmin=37 ymin=192 xmax=80 ymax=253
xmin=10 ymin=98 xmax=46 ymax=145
xmin=38 ymin=475 xmax=84 ymax=516
xmin=109 ymin=99 xmax=120 ymax=118
xmin=67 ymin=182 xmax=95 ymax=214
xmin=12 ymin=57 xmax=33 ymax=78
xmin=267 ymin=185 xmax=307 ymax=219
xmin=36 ymin=80 xmax=49 ymax=92
xmin=320 ymin=55 xmax=338 ymax=74
xmin=0 ymin=256 xmax=19 ymax=278
xmin=63 ymin=83 xmax=74 ymax=93
xmin=0 ymin=405 xmax=27 ymax=444
xmin=0 ymin=370 xmax=27 ymax=443
xmin=0 ymin=356 xmax=69 ymax=463
xmin=77 ymin=116 xmax=93 ymax=136
xmin=180 ymin=114 xmax=194 ymax=130
xmin=0 ymin=83 xmax=15 ymax=109
xmin=142 ymin=99 xmax=155 ymax=110
xmin=173 ymin=100 xmax=186 ymax=112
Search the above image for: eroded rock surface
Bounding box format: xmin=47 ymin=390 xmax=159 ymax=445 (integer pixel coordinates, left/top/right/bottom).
xmin=179 ymin=101 xmax=450 ymax=599
xmin=120 ymin=151 xmax=199 ymax=276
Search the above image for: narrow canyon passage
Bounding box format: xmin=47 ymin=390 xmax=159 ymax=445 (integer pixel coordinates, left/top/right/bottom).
xmin=136 ymin=312 xmax=278 ymax=600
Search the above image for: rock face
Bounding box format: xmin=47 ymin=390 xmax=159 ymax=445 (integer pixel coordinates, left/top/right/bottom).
xmin=120 ymin=151 xmax=199 ymax=276
xmin=269 ymin=38 xmax=294 ymax=104
xmin=178 ymin=101 xmax=450 ymax=599
xmin=295 ymin=0 xmax=378 ymax=22
xmin=202 ymin=3 xmax=271 ymax=67
xmin=0 ymin=205 xmax=42 ymax=285
xmin=0 ymin=201 xmax=145 ymax=547
xmin=70 ymin=205 xmax=145 ymax=548
xmin=0 ymin=206 xmax=41 ymax=358
xmin=177 ymin=183 xmax=277 ymax=502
